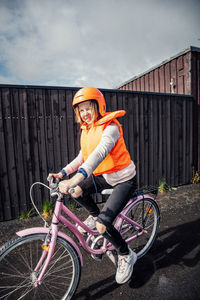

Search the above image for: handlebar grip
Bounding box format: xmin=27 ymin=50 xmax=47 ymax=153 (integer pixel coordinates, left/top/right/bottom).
xmin=68 ymin=187 xmax=75 ymax=195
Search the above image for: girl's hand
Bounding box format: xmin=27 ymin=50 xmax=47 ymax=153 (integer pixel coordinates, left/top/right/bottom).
xmin=58 ymin=180 xmax=71 ymax=194
xmin=58 ymin=173 xmax=85 ymax=194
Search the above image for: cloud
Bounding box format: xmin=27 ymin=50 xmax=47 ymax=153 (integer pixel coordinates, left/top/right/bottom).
xmin=0 ymin=0 xmax=200 ymax=88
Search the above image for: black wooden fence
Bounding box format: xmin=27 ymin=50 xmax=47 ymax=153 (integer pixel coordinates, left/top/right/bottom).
xmin=0 ymin=85 xmax=194 ymax=221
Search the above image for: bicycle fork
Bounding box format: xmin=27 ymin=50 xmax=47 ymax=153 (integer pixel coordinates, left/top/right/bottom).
xmin=33 ymin=199 xmax=62 ymax=286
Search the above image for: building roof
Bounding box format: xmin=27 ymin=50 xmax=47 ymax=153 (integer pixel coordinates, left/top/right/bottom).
xmin=118 ymin=46 xmax=200 ymax=88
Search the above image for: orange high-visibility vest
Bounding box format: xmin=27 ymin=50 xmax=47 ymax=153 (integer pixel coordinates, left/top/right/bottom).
xmin=81 ymin=110 xmax=131 ymax=176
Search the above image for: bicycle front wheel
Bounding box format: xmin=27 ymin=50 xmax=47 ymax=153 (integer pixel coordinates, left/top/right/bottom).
xmin=120 ymin=197 xmax=160 ymax=259
xmin=0 ymin=233 xmax=81 ymax=300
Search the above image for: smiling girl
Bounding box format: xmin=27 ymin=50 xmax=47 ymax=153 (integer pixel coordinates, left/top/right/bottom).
xmin=48 ymin=87 xmax=137 ymax=284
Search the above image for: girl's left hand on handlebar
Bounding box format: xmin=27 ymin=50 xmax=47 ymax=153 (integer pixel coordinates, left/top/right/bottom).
xmin=58 ymin=173 xmax=84 ymax=194
xmin=58 ymin=180 xmax=71 ymax=194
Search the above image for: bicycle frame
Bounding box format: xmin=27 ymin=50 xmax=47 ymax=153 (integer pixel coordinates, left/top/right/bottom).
xmin=115 ymin=194 xmax=154 ymax=242
xmin=16 ymin=191 xmax=155 ymax=285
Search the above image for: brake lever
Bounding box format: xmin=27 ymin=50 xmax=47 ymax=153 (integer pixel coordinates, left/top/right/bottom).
xmin=48 ymin=176 xmax=60 ymax=189
xmin=48 ymin=176 xmax=62 ymax=198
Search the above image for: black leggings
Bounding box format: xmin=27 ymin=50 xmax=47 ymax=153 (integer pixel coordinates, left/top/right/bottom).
xmin=75 ymin=175 xmax=137 ymax=255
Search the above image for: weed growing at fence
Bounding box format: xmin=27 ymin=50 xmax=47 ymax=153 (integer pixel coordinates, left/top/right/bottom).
xmin=19 ymin=208 xmax=34 ymax=221
xmin=158 ymin=178 xmax=177 ymax=193
xmin=191 ymin=167 xmax=200 ymax=184
xmin=42 ymin=200 xmax=53 ymax=220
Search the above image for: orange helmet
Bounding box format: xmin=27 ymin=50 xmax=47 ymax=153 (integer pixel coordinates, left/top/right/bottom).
xmin=72 ymin=87 xmax=106 ymax=116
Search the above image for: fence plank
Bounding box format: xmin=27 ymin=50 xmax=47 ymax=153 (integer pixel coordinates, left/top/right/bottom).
xmin=12 ymin=88 xmax=25 ymax=215
xmin=3 ymin=88 xmax=19 ymax=219
xmin=0 ymin=89 xmax=12 ymax=220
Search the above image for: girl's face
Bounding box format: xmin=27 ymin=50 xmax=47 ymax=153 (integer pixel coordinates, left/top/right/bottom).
xmin=78 ymin=101 xmax=94 ymax=125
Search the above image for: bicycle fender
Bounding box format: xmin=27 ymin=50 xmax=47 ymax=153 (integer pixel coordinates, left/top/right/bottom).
xmin=16 ymin=227 xmax=83 ymax=266
xmin=122 ymin=194 xmax=156 ymax=215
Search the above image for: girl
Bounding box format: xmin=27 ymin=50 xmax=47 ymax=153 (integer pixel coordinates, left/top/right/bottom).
xmin=49 ymin=87 xmax=137 ymax=284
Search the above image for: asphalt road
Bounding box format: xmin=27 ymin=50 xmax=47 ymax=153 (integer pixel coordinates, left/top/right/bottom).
xmin=0 ymin=184 xmax=199 ymax=300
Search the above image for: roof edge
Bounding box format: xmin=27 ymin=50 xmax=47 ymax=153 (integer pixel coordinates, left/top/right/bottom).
xmin=117 ymin=45 xmax=200 ymax=89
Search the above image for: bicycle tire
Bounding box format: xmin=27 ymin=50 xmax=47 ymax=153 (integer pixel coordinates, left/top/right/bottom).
xmin=0 ymin=233 xmax=81 ymax=300
xmin=120 ymin=197 xmax=160 ymax=259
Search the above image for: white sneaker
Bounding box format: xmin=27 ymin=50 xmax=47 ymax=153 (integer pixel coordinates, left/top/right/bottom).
xmin=115 ymin=249 xmax=137 ymax=284
xmin=76 ymin=215 xmax=97 ymax=233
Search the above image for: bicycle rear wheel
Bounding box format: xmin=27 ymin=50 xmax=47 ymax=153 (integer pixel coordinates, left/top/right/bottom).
xmin=0 ymin=233 xmax=81 ymax=300
xmin=120 ymin=197 xmax=160 ymax=259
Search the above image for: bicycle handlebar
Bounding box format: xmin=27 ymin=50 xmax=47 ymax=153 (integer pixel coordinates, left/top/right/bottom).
xmin=48 ymin=176 xmax=75 ymax=196
xmin=48 ymin=176 xmax=61 ymax=190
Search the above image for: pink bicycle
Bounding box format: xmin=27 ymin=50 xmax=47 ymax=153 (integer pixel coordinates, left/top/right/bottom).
xmin=0 ymin=178 xmax=160 ymax=299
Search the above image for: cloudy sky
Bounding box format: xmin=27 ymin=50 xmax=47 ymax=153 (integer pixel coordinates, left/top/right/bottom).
xmin=0 ymin=0 xmax=200 ymax=89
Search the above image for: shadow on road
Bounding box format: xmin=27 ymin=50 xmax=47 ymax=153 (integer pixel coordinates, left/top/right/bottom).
xmin=131 ymin=217 xmax=200 ymax=288
xmin=74 ymin=274 xmax=118 ymax=299
xmin=154 ymin=217 xmax=200 ymax=268
xmin=132 ymin=217 xmax=200 ymax=289
xmin=74 ymin=218 xmax=200 ymax=298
